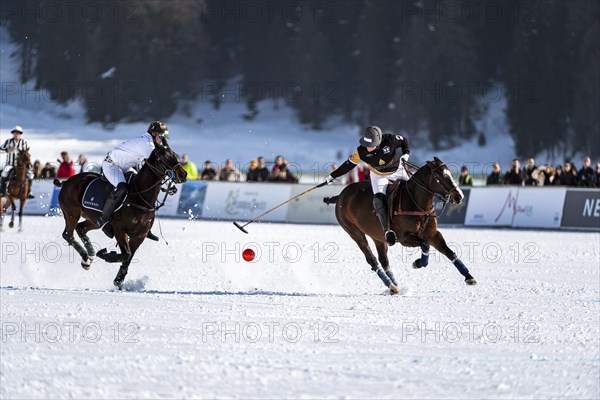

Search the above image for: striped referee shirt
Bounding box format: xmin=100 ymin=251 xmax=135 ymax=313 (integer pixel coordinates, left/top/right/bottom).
xmin=0 ymin=138 xmax=29 ymax=168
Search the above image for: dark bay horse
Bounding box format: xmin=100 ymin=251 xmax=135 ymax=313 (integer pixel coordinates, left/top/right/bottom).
xmin=0 ymin=149 xmax=31 ymax=232
xmin=324 ymin=157 xmax=476 ymax=294
xmin=54 ymin=140 xmax=187 ymax=287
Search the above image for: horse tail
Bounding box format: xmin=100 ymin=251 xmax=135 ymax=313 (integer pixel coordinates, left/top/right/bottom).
xmin=53 ymin=179 xmax=63 ymax=188
xmin=323 ymin=195 xmax=339 ymax=205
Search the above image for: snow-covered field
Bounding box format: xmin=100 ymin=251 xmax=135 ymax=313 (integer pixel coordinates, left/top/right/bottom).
xmin=1 ymin=216 xmax=599 ymax=399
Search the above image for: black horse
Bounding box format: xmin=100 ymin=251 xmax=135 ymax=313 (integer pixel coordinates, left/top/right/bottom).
xmin=325 ymin=157 xmax=476 ymax=294
xmin=54 ymin=139 xmax=187 ymax=287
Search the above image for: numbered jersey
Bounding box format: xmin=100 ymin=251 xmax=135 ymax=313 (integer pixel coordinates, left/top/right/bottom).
xmin=348 ymin=134 xmax=409 ymax=176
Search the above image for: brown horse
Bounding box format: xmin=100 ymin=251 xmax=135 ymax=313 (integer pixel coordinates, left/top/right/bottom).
xmin=54 ymin=139 xmax=187 ymax=288
xmin=0 ymin=149 xmax=31 ymax=232
xmin=324 ymin=157 xmax=476 ymax=294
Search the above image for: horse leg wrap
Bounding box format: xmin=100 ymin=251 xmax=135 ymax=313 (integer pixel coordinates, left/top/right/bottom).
xmin=81 ymin=236 xmax=96 ymax=258
xmin=451 ymin=255 xmax=470 ymax=277
xmin=383 ymin=266 xmax=398 ymax=286
xmin=114 ymin=267 xmax=128 ymax=287
xmin=372 ymin=265 xmax=393 ymax=287
xmin=97 ymin=248 xmax=125 ymax=263
xmin=421 ymin=251 xmax=429 ymax=267
xmin=68 ymin=240 xmax=88 ymax=261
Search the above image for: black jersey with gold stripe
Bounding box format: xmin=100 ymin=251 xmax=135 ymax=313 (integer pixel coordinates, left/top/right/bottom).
xmin=331 ymin=134 xmax=409 ymax=178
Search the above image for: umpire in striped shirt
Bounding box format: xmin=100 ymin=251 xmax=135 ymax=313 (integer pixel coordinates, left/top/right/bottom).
xmin=0 ymin=125 xmax=34 ymax=198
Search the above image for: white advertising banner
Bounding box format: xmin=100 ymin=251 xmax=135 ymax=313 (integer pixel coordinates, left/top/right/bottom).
xmin=512 ymin=187 xmax=566 ymax=228
xmin=201 ymin=182 xmax=292 ymax=222
xmin=286 ymin=184 xmax=342 ymax=224
xmin=465 ymin=187 xmax=519 ymax=226
xmin=154 ymin=183 xmax=184 ymax=218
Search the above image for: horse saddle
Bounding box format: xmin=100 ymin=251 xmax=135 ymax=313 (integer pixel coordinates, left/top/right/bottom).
xmin=386 ymin=179 xmax=406 ymax=215
xmin=81 ymin=173 xmax=134 ymax=212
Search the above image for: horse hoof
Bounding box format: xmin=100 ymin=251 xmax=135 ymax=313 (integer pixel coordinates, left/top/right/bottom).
xmin=113 ymin=279 xmax=124 ymax=289
xmin=389 ymin=284 xmax=401 ymax=295
xmin=465 ymin=278 xmax=477 ymax=285
xmin=412 ymin=259 xmax=422 ymax=269
xmin=81 ymin=259 xmax=92 ymax=270
xmin=8 ymin=222 xmax=14 ymax=228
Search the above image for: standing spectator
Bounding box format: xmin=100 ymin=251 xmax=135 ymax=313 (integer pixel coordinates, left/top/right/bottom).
xmin=77 ymin=154 xmax=92 ymax=173
xmin=552 ymin=165 xmax=565 ymax=185
xmin=595 ymin=163 xmax=600 ymax=188
xmin=40 ymin=162 xmax=56 ymax=178
xmin=219 ymin=159 xmax=242 ymax=182
xmin=270 ymin=155 xmax=288 ymax=179
xmin=32 ymin=160 xmax=42 ymax=179
xmin=256 ymin=156 xmax=269 ymax=182
xmin=459 ymin=165 xmax=473 ymax=186
xmin=578 ymin=156 xmax=596 ymax=187
xmin=486 ymin=162 xmax=503 ymax=185
xmin=181 ymin=154 xmax=198 ymax=180
xmin=563 ymin=160 xmax=579 ymax=186
xmin=246 ymin=160 xmax=261 ymax=182
xmin=541 ymin=164 xmax=554 ymax=186
xmin=504 ymin=159 xmax=524 ymax=185
xmin=268 ymin=164 xmax=298 ymax=183
xmin=200 ymin=160 xmax=217 ymax=181
xmin=523 ymin=157 xmax=538 ymax=186
xmin=56 ymin=151 xmax=76 ymax=179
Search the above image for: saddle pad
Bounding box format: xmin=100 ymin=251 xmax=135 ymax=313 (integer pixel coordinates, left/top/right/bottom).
xmin=82 ymin=177 xmax=110 ymax=211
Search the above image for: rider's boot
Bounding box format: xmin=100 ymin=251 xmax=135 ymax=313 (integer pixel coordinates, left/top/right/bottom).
xmin=146 ymin=231 xmax=159 ymax=241
xmin=97 ymin=182 xmax=127 ymax=239
xmin=0 ymin=176 xmax=6 ymax=197
xmin=373 ymin=192 xmax=396 ymax=246
xmin=27 ymin=178 xmax=34 ymax=199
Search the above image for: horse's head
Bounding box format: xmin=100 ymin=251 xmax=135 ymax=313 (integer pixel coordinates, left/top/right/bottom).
xmin=424 ymin=157 xmax=464 ymax=204
xmin=17 ymin=148 xmax=31 ymax=169
xmin=147 ymin=139 xmax=187 ymax=184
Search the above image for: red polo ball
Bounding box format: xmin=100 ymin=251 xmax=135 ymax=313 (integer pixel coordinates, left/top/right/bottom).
xmin=242 ymin=248 xmax=255 ymax=262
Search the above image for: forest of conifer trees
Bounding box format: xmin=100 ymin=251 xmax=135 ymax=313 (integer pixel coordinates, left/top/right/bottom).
xmin=2 ymin=0 xmax=598 ymax=158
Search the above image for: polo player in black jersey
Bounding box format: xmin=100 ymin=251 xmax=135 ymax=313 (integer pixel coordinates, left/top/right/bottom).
xmin=326 ymin=126 xmax=410 ymax=246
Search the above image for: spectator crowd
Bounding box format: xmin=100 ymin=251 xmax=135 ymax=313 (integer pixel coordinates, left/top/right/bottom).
xmin=22 ymin=146 xmax=600 ymax=189
xmin=456 ymin=156 xmax=599 ymax=187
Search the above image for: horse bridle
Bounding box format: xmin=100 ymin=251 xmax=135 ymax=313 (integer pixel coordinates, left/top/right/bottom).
xmin=403 ymin=160 xmax=461 ymax=217
xmin=129 ymin=150 xmax=182 ymax=212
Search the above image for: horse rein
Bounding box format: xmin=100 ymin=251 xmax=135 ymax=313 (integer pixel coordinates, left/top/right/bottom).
xmin=401 ymin=160 xmax=459 ymax=218
xmin=128 ymin=153 xmax=180 ymax=212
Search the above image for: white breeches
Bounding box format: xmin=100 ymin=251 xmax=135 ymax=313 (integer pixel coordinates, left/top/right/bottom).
xmin=370 ymin=164 xmax=409 ymax=195
xmin=1 ymin=166 xmax=33 ymax=180
xmin=102 ymin=160 xmax=126 ymax=188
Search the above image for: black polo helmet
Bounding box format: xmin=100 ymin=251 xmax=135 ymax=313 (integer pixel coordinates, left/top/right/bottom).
xmin=147 ymin=121 xmax=169 ymax=138
xmin=360 ymin=126 xmax=382 ymax=147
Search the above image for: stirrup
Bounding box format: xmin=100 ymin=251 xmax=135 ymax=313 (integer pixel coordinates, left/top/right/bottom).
xmin=385 ymin=230 xmax=397 ymax=246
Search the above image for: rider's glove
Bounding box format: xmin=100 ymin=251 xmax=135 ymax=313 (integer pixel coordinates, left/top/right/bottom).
xmin=400 ymin=154 xmax=409 ymax=163
xmin=325 ymin=175 xmax=335 ymax=185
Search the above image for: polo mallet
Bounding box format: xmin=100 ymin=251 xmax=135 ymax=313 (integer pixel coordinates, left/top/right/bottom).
xmin=233 ymin=181 xmax=328 ymax=233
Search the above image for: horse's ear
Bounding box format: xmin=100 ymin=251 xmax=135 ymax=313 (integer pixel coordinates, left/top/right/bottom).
xmin=433 ymin=156 xmax=441 ymax=164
